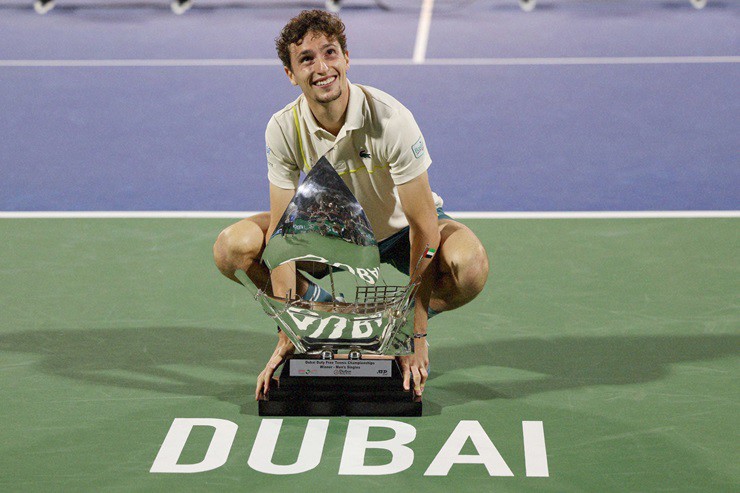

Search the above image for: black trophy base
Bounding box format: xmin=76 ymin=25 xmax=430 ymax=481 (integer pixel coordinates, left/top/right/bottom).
xmin=259 ymin=357 xmax=422 ymax=417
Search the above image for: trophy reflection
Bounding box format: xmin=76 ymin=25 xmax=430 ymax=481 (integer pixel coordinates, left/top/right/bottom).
xmin=235 ymin=157 xmax=423 ymax=416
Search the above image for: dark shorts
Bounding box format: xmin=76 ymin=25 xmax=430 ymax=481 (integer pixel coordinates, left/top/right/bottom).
xmin=379 ymin=207 xmax=452 ymax=275
xmin=301 ymin=207 xmax=452 ymax=280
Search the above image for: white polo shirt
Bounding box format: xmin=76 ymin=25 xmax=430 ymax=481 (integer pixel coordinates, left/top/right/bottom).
xmin=265 ymin=82 xmax=443 ymax=242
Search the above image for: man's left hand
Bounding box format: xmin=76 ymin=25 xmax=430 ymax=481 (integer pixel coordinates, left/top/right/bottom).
xmin=398 ymin=338 xmax=429 ymax=397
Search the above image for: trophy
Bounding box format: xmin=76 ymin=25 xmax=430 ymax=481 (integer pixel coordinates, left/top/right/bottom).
xmin=234 ymin=157 xmax=424 ymax=416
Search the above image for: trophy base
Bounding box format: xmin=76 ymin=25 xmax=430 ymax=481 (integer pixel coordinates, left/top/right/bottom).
xmin=259 ymin=357 xmax=421 ymax=417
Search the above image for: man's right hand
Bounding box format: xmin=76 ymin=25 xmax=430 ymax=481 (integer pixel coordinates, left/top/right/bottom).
xmin=255 ymin=330 xmax=295 ymax=400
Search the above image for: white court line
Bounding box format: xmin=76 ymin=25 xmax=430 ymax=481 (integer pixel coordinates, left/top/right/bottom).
xmin=413 ymin=0 xmax=435 ymax=64
xmin=1 ymin=56 xmax=738 ymax=67
xmin=1 ymin=211 xmax=738 ymax=219
xmin=449 ymin=211 xmax=740 ymax=219
xmin=0 ymin=59 xmax=281 ymax=67
xmin=422 ymin=56 xmax=740 ymax=66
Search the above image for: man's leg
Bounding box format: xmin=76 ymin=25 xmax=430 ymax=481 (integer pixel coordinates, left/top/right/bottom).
xmin=213 ymin=212 xmax=272 ymax=287
xmin=213 ymin=213 xmax=320 ymax=298
xmin=430 ymin=219 xmax=489 ymax=313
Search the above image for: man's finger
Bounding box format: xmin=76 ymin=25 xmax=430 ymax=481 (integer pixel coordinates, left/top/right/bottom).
xmin=255 ymin=371 xmax=266 ymax=400
xmin=402 ymin=367 xmax=411 ymax=391
xmin=411 ymin=367 xmax=422 ymax=396
xmin=263 ymin=357 xmax=281 ymax=395
xmin=263 ymin=365 xmax=276 ymax=395
xmin=420 ymin=367 xmax=428 ymax=391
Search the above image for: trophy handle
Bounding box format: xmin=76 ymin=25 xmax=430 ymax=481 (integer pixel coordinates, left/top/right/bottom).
xmin=233 ymin=269 xmax=260 ymax=298
xmin=234 ymin=269 xmax=309 ymax=352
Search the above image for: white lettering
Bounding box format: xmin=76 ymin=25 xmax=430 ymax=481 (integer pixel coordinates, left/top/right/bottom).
xmin=523 ymin=421 xmax=549 ymax=477
xmin=424 ymin=420 xmax=513 ymax=477
xmin=248 ymin=419 xmax=329 ymax=475
xmin=330 ymin=262 xmax=377 ymax=285
xmin=153 ymin=419 xmax=547 ymax=477
xmin=276 ymin=256 xmax=378 ymax=285
xmin=331 ymin=261 xmax=355 ymax=277
xmin=308 ymin=315 xmax=347 ymax=339
xmin=351 ymin=319 xmax=378 ymax=338
xmin=150 ymin=418 xmax=237 ymax=473
xmin=339 ymin=420 xmax=416 ymax=475
xmin=285 ymin=307 xmax=321 ymax=333
xmin=355 ymin=268 xmax=379 ymax=284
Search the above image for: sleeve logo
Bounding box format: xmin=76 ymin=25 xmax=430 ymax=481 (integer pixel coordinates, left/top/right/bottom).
xmin=411 ymin=136 xmax=425 ymax=159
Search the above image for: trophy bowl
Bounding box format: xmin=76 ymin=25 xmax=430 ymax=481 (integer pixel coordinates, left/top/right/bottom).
xmin=252 ymin=283 xmax=418 ymax=356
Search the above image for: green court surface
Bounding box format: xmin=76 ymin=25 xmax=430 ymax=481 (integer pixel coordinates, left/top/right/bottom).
xmin=0 ymin=218 xmax=737 ymax=492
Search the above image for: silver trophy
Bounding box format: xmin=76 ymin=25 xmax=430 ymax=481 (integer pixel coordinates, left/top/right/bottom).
xmin=235 ymin=157 xmax=423 ymax=416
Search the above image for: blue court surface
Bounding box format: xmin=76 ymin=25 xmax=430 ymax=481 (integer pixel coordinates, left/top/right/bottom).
xmin=1 ymin=0 xmax=738 ymax=212
xmin=0 ymin=1 xmax=738 ymax=491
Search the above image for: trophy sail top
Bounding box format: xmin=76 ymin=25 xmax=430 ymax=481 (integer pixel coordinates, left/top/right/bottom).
xmin=262 ymin=157 xmax=381 ymax=285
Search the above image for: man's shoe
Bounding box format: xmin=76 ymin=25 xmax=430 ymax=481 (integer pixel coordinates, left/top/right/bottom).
xmin=171 ymin=0 xmax=193 ymax=15
xmin=518 ymin=0 xmax=536 ymax=12
xmin=325 ymin=0 xmax=341 ymax=13
xmin=33 ymin=0 xmax=55 ymax=14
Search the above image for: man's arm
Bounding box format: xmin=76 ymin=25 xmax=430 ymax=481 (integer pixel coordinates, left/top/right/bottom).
xmin=255 ymin=183 xmax=297 ymax=400
xmin=396 ymin=171 xmax=440 ymax=396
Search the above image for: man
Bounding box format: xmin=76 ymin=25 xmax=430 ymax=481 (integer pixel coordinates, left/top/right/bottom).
xmin=213 ymin=10 xmax=488 ymax=401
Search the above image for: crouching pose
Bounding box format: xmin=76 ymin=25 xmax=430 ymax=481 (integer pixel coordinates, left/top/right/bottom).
xmin=214 ymin=10 xmax=489 ymax=400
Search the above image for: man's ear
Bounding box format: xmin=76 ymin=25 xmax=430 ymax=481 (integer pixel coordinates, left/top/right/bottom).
xmin=344 ymin=50 xmax=350 ymax=70
xmin=284 ymin=66 xmax=297 ymax=86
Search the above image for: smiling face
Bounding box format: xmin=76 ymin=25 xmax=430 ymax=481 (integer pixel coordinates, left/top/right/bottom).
xmin=285 ymin=31 xmax=350 ymax=106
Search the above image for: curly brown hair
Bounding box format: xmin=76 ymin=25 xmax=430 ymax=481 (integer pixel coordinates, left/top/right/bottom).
xmin=275 ymin=10 xmax=348 ymax=70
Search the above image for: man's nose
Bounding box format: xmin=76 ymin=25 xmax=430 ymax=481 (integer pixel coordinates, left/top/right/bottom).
xmin=316 ymin=57 xmax=329 ymax=72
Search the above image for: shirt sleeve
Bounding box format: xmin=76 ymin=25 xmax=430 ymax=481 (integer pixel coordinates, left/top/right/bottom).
xmin=383 ymin=107 xmax=432 ymax=185
xmin=265 ymin=116 xmax=300 ymax=189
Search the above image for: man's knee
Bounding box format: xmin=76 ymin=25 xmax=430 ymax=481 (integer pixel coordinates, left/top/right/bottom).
xmin=213 ymin=217 xmax=268 ymax=275
xmin=450 ymin=242 xmax=489 ymax=296
xmin=438 ymin=222 xmax=489 ymax=298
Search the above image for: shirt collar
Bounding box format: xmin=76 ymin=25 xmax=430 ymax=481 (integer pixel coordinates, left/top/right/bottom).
xmin=343 ymin=82 xmax=366 ymax=132
xmin=300 ymin=81 xmax=366 ymax=139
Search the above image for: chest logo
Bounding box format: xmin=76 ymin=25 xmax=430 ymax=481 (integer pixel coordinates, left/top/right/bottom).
xmin=359 ymin=149 xmax=371 ymax=159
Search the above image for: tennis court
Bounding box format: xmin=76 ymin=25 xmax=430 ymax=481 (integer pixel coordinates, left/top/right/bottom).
xmin=1 ymin=1 xmax=738 ymax=491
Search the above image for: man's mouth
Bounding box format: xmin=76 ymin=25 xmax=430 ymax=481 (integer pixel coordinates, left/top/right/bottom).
xmin=313 ymin=76 xmax=337 ymax=87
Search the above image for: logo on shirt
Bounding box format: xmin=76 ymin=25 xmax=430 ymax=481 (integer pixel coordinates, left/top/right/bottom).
xmin=266 ymin=144 xmax=272 ymax=156
xmin=359 ymin=149 xmax=371 ymax=159
xmin=411 ymin=137 xmax=425 ymax=159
